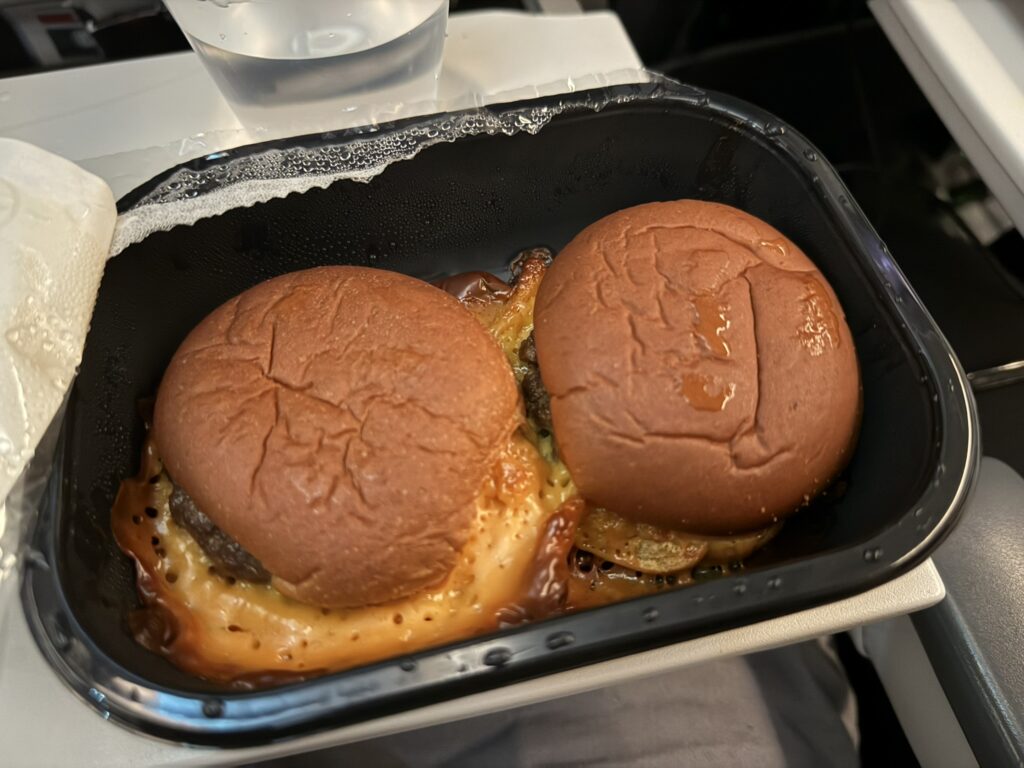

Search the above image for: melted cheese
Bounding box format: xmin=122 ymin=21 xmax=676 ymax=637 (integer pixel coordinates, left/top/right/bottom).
xmin=114 ymin=432 xmax=574 ymax=682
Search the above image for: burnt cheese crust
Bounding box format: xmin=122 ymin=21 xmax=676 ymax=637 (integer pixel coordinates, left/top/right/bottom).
xmin=153 ymin=266 xmax=521 ymax=609
xmin=534 ymin=200 xmax=861 ymax=536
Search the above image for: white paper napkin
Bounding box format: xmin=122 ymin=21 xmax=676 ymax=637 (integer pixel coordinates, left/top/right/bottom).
xmin=0 ymin=139 xmax=116 ymax=525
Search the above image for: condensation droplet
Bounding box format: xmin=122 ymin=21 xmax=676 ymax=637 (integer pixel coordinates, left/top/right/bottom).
xmin=483 ymin=647 xmax=512 ymax=667
xmin=863 ymin=547 xmax=883 ymax=562
xmin=545 ymin=631 xmax=575 ymax=650
xmin=202 ymin=699 xmax=224 ymax=718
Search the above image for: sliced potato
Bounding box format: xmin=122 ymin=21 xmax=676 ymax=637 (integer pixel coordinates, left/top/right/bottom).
xmin=702 ymin=524 xmax=782 ymax=564
xmin=575 ymin=506 xmax=708 ymax=574
xmin=576 ymin=506 xmax=782 ymax=574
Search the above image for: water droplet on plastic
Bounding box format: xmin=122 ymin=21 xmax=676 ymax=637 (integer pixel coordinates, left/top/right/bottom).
xmin=767 ymin=577 xmax=782 ymax=590
xmin=219 ymin=33 xmax=226 ymax=41
xmin=733 ymin=582 xmax=747 ymax=596
xmin=399 ymin=659 xmax=416 ymax=672
xmin=642 ymin=607 xmax=659 ymax=623
xmin=0 ymin=437 xmax=12 ymax=456
xmin=483 ymin=647 xmax=512 ymax=667
xmin=803 ymin=149 xmax=817 ymax=161
xmin=545 ymin=631 xmax=575 ymax=650
xmin=25 ymin=549 xmax=49 ymax=570
xmin=50 ymin=618 xmax=70 ymax=651
xmin=202 ymin=699 xmax=224 ymax=718
xmin=66 ymin=202 xmax=90 ymax=220
xmin=914 ymin=508 xmax=924 ymax=518
xmin=863 ymin=547 xmax=883 ymax=562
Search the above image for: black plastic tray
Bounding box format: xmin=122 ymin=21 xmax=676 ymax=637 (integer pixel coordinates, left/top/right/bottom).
xmin=22 ymin=82 xmax=978 ymax=745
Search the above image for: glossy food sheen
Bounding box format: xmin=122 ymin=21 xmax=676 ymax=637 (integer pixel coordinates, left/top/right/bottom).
xmin=153 ymin=266 xmax=521 ymax=608
xmin=534 ymin=200 xmax=861 ymax=535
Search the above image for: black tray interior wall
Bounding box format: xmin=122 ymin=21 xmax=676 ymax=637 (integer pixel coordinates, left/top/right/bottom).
xmin=59 ymin=101 xmax=937 ymax=693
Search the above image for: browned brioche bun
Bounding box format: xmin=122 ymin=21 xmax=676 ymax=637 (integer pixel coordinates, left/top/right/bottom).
xmin=534 ymin=200 xmax=860 ymax=536
xmin=154 ymin=266 xmax=521 ymax=608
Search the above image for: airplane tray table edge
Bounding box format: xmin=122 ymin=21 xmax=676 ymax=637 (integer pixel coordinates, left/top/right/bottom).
xmin=911 ymin=457 xmax=1024 ymax=767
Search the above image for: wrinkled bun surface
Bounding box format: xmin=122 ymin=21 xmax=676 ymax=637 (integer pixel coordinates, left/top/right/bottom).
xmin=155 ymin=266 xmax=521 ymax=608
xmin=534 ymin=201 xmax=860 ymax=535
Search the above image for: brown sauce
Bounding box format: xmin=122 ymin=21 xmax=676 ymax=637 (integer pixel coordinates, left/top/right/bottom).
xmin=680 ymin=372 xmax=737 ymax=412
xmin=433 ymin=271 xmax=512 ymax=305
xmin=497 ymin=498 xmax=585 ymax=625
xmin=692 ymin=293 xmax=732 ymax=359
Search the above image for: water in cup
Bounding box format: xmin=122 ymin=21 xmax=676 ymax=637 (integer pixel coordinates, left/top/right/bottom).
xmin=164 ymin=0 xmax=448 ymax=131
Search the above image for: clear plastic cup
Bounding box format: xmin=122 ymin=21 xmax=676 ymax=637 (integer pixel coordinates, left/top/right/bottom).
xmin=163 ymin=0 xmax=449 ymax=131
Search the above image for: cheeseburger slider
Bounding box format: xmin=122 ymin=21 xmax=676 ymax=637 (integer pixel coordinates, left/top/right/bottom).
xmin=528 ymin=200 xmax=861 ymax=605
xmin=113 ymin=266 xmax=577 ymax=684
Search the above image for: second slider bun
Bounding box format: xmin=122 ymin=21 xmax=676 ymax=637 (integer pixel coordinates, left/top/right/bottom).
xmin=534 ymin=200 xmax=860 ymax=536
xmin=154 ymin=266 xmax=520 ymax=609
